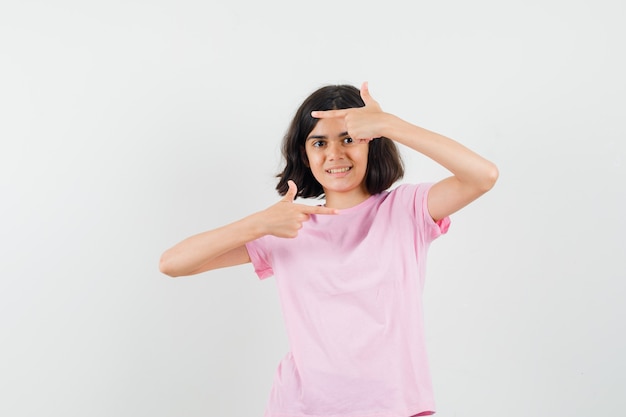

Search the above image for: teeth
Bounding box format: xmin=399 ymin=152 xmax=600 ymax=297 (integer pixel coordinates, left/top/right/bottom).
xmin=327 ymin=167 xmax=351 ymax=174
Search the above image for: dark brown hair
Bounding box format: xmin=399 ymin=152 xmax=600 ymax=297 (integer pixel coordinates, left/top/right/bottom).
xmin=276 ymin=84 xmax=404 ymax=199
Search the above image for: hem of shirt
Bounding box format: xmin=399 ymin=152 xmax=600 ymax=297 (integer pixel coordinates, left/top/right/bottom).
xmin=263 ymin=405 xmax=435 ymax=417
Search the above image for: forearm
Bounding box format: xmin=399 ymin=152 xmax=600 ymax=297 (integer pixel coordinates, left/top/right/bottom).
xmin=159 ymin=182 xmax=338 ymax=277
xmin=383 ymin=114 xmax=498 ymax=190
xmin=159 ymin=214 xmax=264 ymax=277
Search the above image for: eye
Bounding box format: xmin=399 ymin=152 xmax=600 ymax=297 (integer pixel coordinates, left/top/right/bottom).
xmin=312 ymin=140 xmax=325 ymax=148
xmin=343 ymin=137 xmax=354 ymax=144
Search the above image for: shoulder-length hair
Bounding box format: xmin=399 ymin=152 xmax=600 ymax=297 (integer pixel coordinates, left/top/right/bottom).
xmin=276 ymin=84 xmax=404 ymax=199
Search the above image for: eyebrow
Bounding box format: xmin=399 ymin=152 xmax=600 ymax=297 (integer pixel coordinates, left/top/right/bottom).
xmin=306 ymin=131 xmax=350 ymax=141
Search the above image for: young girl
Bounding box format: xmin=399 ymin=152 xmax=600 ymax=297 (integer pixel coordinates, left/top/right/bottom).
xmin=160 ymin=82 xmax=498 ymax=417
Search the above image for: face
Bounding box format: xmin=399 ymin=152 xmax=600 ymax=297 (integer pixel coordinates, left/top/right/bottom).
xmin=304 ymin=117 xmax=370 ymax=206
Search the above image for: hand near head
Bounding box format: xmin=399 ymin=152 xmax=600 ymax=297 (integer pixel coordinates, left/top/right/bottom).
xmin=311 ymin=82 xmax=386 ymax=143
xmin=257 ymin=180 xmax=338 ymax=238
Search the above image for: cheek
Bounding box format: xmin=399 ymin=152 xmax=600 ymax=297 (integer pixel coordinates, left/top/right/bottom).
xmin=306 ymin=151 xmax=323 ymax=167
xmin=355 ymin=147 xmax=370 ymax=165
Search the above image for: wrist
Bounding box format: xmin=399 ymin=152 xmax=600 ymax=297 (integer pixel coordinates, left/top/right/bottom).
xmin=239 ymin=211 xmax=268 ymax=241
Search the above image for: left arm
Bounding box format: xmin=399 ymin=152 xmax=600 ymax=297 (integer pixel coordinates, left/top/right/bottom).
xmin=312 ymin=82 xmax=499 ymax=221
xmin=376 ymin=113 xmax=499 ymax=221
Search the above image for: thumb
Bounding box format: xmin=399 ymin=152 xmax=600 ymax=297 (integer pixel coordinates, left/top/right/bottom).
xmin=360 ymin=81 xmax=374 ymax=106
xmin=283 ymin=180 xmax=298 ymax=202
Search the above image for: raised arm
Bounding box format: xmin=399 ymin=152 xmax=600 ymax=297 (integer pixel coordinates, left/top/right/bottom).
xmin=159 ymin=181 xmax=338 ymax=277
xmin=311 ymin=82 xmax=498 ymax=221
xmin=375 ymin=112 xmax=498 ymax=221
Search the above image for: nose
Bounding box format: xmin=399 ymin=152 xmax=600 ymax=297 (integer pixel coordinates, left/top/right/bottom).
xmin=326 ymin=141 xmax=345 ymax=160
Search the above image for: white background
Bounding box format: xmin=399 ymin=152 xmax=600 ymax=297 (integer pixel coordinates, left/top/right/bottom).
xmin=1 ymin=1 xmax=624 ymax=416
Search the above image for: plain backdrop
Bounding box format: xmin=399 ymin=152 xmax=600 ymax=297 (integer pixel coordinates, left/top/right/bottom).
xmin=1 ymin=1 xmax=624 ymax=416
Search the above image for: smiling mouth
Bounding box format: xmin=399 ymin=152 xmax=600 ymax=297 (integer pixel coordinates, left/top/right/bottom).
xmin=326 ymin=167 xmax=351 ymax=174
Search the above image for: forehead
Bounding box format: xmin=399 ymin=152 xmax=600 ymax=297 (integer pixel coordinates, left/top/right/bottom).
xmin=307 ymin=117 xmax=348 ymax=138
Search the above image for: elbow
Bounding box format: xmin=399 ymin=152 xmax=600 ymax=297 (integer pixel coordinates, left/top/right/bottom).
xmin=484 ymin=162 xmax=499 ymax=191
xmin=159 ymin=253 xmax=181 ymax=278
xmin=475 ymin=162 xmax=499 ymax=194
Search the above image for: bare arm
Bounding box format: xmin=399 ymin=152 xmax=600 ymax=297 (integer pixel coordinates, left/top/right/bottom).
xmin=378 ymin=115 xmax=498 ymax=221
xmin=159 ymin=181 xmax=338 ymax=277
xmin=159 ymin=216 xmax=260 ymax=277
xmin=312 ymin=82 xmax=498 ymax=221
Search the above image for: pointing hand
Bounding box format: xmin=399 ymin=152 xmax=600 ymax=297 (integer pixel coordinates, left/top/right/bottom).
xmin=259 ymin=180 xmax=338 ymax=238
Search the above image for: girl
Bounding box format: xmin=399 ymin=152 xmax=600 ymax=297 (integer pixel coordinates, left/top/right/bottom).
xmin=160 ymin=82 xmax=498 ymax=417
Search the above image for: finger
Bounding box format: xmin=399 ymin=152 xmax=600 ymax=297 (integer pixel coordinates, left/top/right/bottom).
xmin=282 ymin=180 xmax=297 ymax=202
xmin=311 ymin=109 xmax=349 ymax=119
xmin=299 ymin=204 xmax=340 ymax=215
xmin=360 ymin=81 xmax=376 ymax=107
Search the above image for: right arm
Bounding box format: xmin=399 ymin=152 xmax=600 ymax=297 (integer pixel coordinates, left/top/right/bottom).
xmin=159 ymin=216 xmax=262 ymax=277
xmin=159 ymin=181 xmax=338 ymax=277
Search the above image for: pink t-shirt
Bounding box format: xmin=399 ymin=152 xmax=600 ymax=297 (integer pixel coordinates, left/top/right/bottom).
xmin=245 ymin=183 xmax=450 ymax=417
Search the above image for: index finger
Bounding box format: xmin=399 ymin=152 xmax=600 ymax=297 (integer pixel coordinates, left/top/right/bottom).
xmin=297 ymin=204 xmax=340 ymax=215
xmin=311 ymin=109 xmax=349 ymax=119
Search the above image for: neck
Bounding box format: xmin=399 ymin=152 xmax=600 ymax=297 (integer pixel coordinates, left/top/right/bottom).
xmin=324 ymin=187 xmax=371 ymax=210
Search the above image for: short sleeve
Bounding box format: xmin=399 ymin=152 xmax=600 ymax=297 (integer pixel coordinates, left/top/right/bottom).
xmin=392 ymin=183 xmax=450 ymax=242
xmin=245 ymin=237 xmax=274 ymax=280
xmin=420 ymin=183 xmax=451 ymax=240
